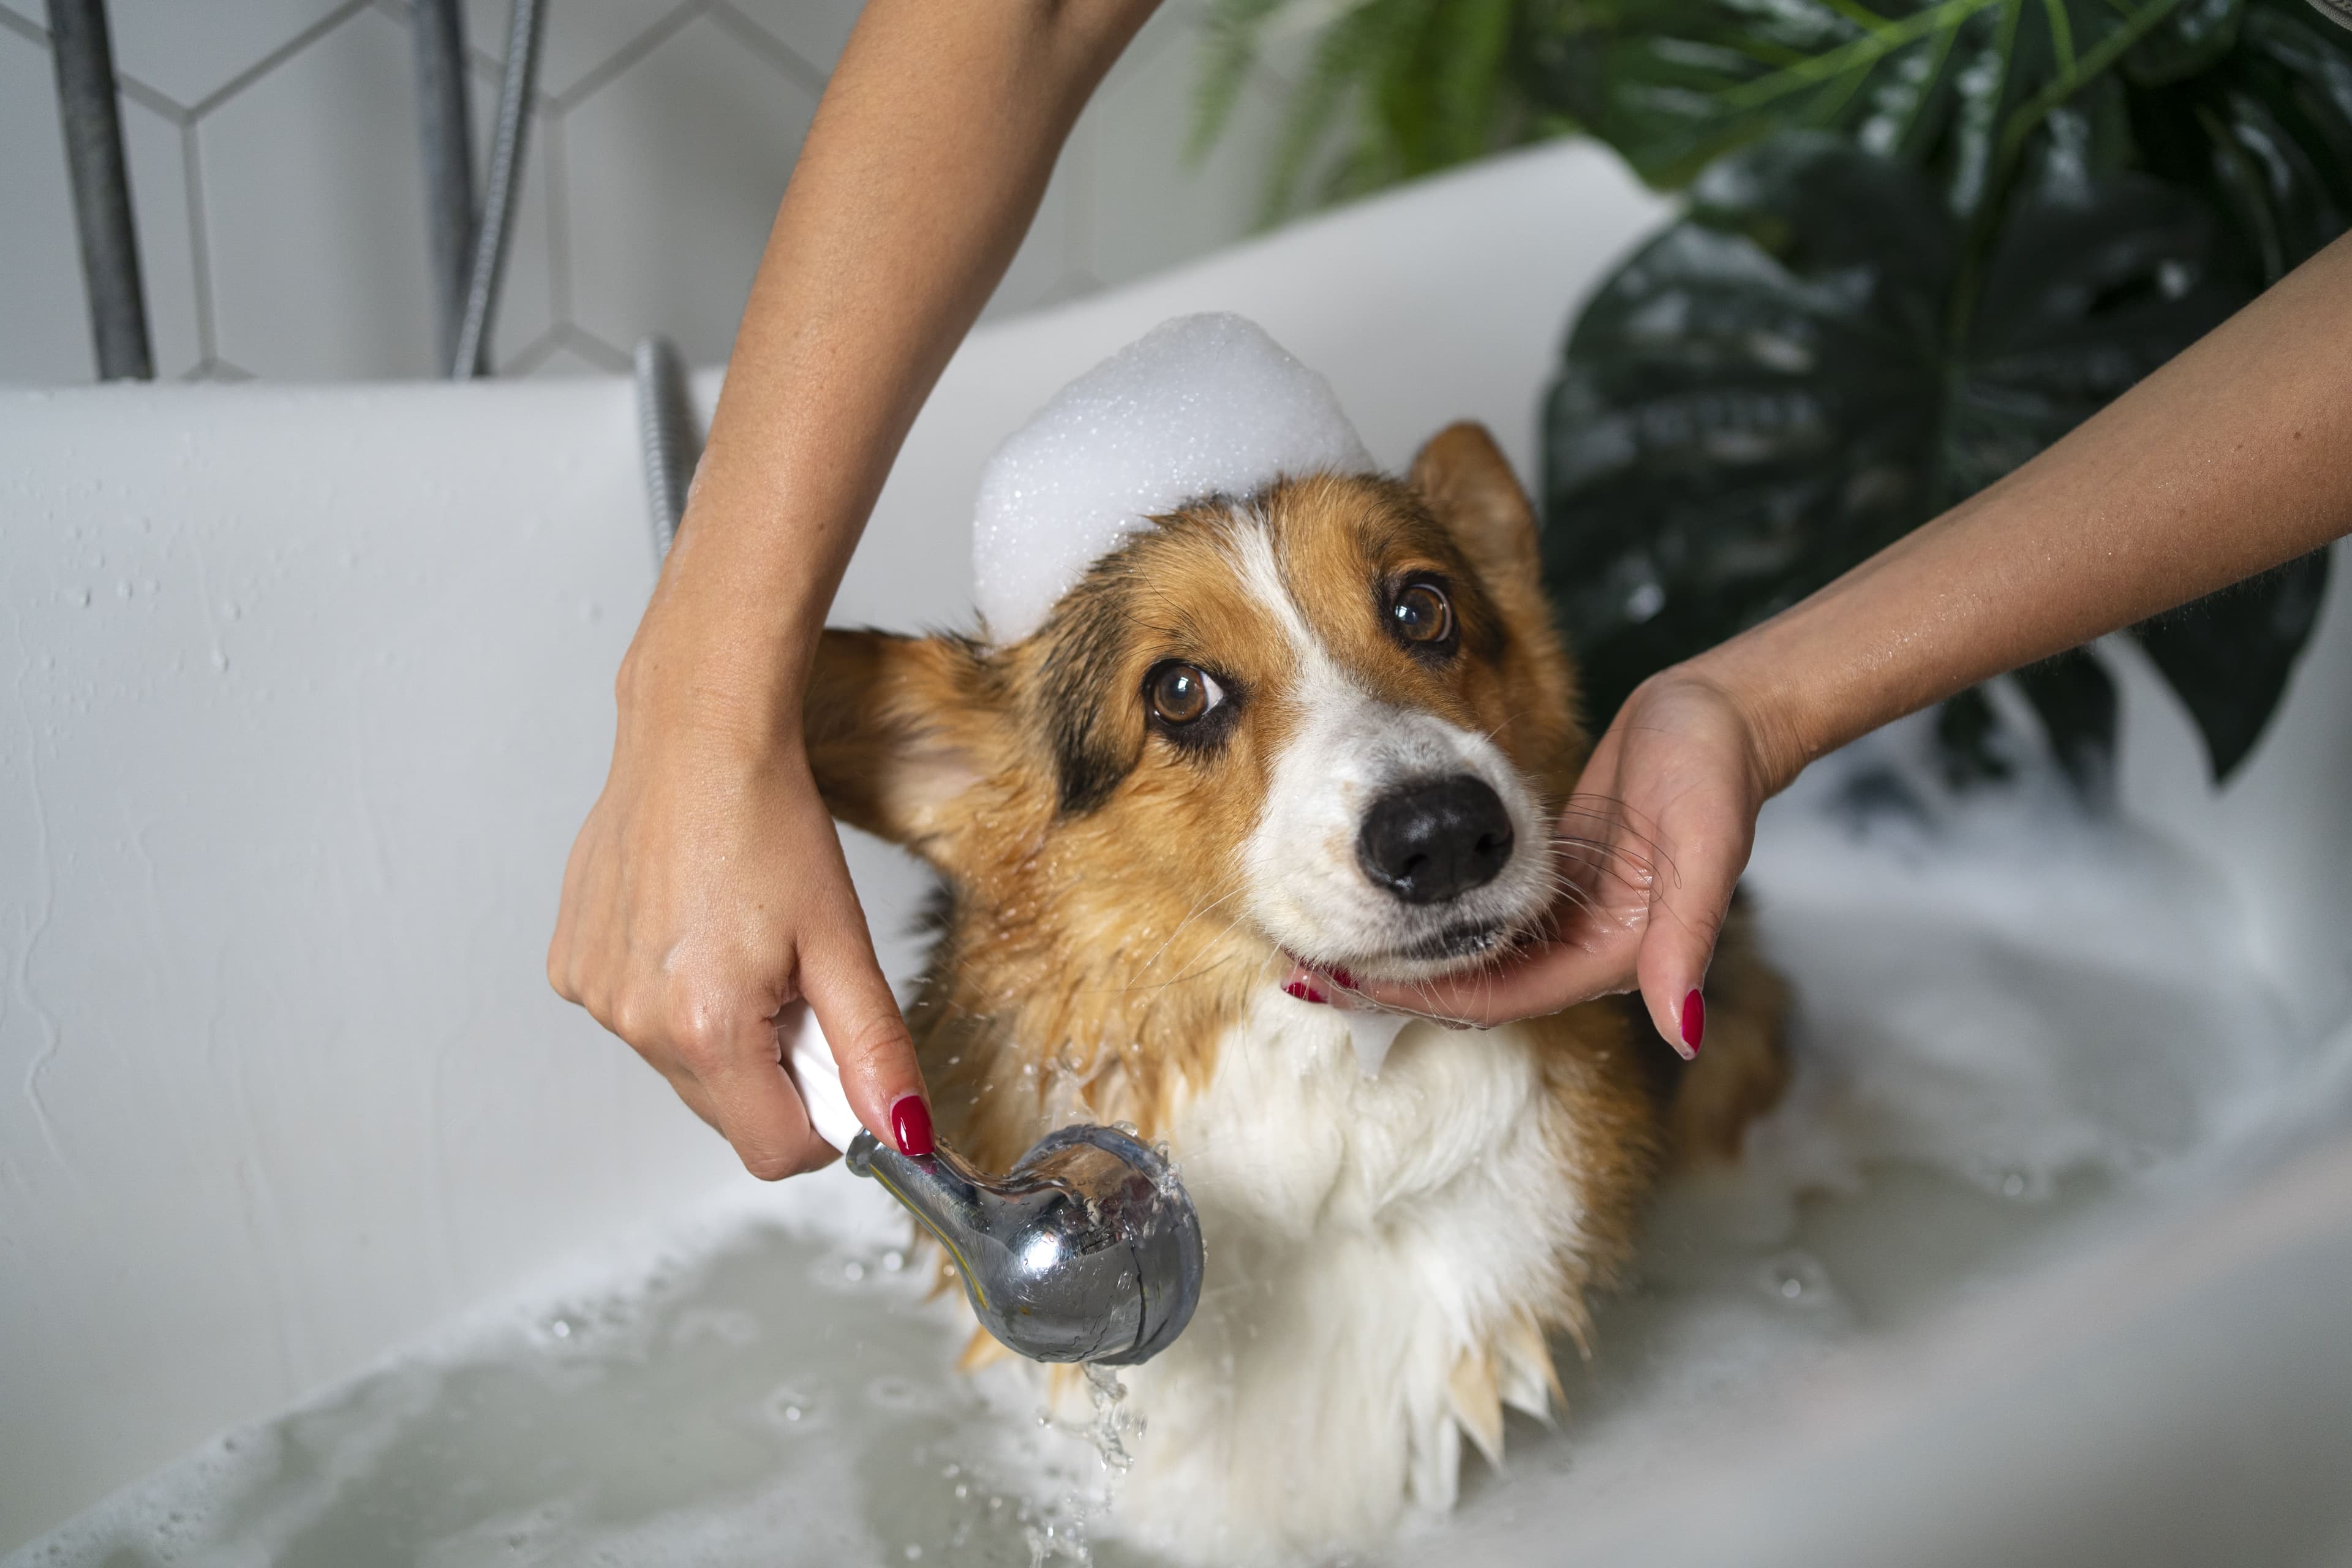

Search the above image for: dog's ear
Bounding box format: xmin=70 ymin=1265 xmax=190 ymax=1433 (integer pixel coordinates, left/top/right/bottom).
xmin=1408 ymin=421 xmax=1543 ymax=595
xmin=805 ymin=629 xmax=1000 ymax=866
xmin=1411 ymin=420 xmax=1589 ymax=788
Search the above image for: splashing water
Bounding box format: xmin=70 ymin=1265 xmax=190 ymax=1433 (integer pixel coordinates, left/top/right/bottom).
xmin=1083 ymin=1363 xmax=1145 ymax=1476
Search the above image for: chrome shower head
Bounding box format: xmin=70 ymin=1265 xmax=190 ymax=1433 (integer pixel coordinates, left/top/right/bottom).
xmin=844 ymin=1123 xmax=1204 ymax=1366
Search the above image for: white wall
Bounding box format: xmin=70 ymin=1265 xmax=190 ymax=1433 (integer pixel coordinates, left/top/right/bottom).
xmin=0 ymin=140 xmax=1673 ymax=1546
xmin=0 ymin=0 xmax=1295 ymax=384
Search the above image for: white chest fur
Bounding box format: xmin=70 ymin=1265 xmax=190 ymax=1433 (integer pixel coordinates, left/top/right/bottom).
xmin=1103 ymin=989 xmax=1591 ymax=1565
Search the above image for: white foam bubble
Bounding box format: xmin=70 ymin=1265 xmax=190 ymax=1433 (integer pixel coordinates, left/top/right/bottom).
xmin=971 ymin=313 xmax=1374 ymax=644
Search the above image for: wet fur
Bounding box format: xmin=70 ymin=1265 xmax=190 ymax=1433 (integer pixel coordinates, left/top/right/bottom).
xmin=804 ymin=423 xmax=1785 ymax=1562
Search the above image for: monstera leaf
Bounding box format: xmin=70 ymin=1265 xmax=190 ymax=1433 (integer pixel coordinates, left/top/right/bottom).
xmin=1523 ymin=0 xmax=2203 ymax=203
xmin=1541 ymin=133 xmax=2327 ymax=787
xmin=2128 ymin=0 xmax=2352 ymax=282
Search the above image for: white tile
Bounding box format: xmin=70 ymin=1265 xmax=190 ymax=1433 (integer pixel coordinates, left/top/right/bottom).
xmin=0 ymin=20 xmax=200 ymax=382
xmin=1083 ymin=6 xmax=1286 ymax=290
xmin=0 ymin=25 xmax=96 ymax=383
xmin=522 ymin=340 xmax=611 ymax=377
xmin=200 ymin=7 xmax=443 ymax=379
xmin=562 ymin=14 xmax=818 ymax=363
xmin=121 ymin=98 xmax=205 ymax=378
xmin=722 ymin=0 xmax=862 ymax=74
xmin=464 ymin=0 xmax=695 ymax=102
xmin=102 ymin=0 xmax=354 ymax=113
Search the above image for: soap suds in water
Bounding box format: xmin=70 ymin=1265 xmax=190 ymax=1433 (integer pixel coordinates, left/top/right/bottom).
xmin=971 ymin=314 xmax=1374 ymax=644
xmin=11 ymin=722 xmax=2346 ymax=1567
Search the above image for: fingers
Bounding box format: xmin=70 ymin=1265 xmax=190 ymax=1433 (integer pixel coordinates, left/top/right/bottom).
xmin=1630 ymin=824 xmax=1743 ymax=1061
xmin=797 ymin=914 xmax=932 ymax=1156
xmin=662 ymin=1002 xmax=837 ymax=1180
xmin=1340 ymin=940 xmax=1630 ymax=1027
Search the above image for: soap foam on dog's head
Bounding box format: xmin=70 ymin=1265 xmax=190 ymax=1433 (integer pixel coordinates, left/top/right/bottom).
xmin=973 ymin=314 xmax=1374 ymax=644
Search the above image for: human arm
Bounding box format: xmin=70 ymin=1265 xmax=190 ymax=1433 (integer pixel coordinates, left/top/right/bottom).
xmin=548 ymin=0 xmax=1159 ymax=1176
xmin=1349 ymin=230 xmax=2352 ymax=1049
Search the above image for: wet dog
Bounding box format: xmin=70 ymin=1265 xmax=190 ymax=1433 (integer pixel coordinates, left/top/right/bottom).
xmin=805 ymin=422 xmax=1786 ymax=1563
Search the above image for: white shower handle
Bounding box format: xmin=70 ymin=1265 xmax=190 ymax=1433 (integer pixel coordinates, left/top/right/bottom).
xmin=781 ymin=1005 xmax=866 ymax=1153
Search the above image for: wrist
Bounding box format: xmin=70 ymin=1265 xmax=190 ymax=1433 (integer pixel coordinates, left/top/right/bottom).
xmin=618 ymin=581 xmax=819 ymax=748
xmin=1664 ymin=639 xmax=1820 ymax=803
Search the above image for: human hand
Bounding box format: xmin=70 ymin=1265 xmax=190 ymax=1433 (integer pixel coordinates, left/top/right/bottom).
xmin=548 ymin=646 xmax=930 ymax=1179
xmin=1332 ymin=667 xmax=1781 ymax=1056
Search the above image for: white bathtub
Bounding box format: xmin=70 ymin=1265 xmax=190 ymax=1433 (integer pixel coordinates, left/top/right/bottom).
xmin=5 ymin=140 xmax=2350 ymax=1564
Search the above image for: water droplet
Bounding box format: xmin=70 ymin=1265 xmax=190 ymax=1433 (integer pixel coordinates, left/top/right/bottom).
xmin=549 ymin=1317 xmax=572 ymax=1339
xmin=783 ymin=1404 xmax=802 ymax=1422
xmin=843 ymin=1259 xmax=867 ymax=1283
xmin=883 ymin=1249 xmax=905 ymax=1272
xmin=2001 ymin=1171 xmax=2029 ymax=1199
xmin=954 ymin=1482 xmax=969 ymax=1499
xmin=904 ymin=1547 xmax=922 ymax=1561
xmin=1758 ymin=1250 xmax=1833 ymax=1309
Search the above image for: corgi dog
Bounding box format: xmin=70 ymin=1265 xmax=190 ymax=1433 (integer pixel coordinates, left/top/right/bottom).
xmin=805 ymin=422 xmax=1787 ymax=1564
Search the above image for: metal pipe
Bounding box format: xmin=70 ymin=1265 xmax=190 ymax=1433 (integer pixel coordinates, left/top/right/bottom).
xmin=45 ymin=0 xmax=152 ymax=381
xmin=633 ymin=336 xmax=699 ymax=559
xmin=451 ymin=0 xmax=544 ymax=379
xmin=411 ymin=0 xmax=476 ymax=377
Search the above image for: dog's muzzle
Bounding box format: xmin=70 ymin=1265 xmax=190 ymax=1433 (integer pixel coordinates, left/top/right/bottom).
xmin=1356 ymin=774 xmax=1515 ymax=904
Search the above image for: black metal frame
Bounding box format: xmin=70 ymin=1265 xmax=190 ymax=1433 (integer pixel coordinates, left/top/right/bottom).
xmin=42 ymin=0 xmax=545 ymax=383
xmin=46 ymin=0 xmax=151 ymax=381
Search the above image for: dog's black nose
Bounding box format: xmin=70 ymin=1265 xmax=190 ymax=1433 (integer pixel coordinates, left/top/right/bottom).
xmin=1355 ymin=775 xmax=1514 ymax=904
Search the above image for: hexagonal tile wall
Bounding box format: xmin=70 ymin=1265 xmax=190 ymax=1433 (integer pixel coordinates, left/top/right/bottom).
xmin=0 ymin=0 xmax=1294 ymax=386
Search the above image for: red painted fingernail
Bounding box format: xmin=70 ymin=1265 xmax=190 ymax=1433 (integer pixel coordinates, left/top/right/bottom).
xmin=1282 ymin=979 xmax=1330 ymax=1005
xmin=1681 ymin=989 xmax=1705 ymax=1056
xmin=890 ymin=1095 xmax=935 ymax=1157
xmin=1328 ymin=967 xmax=1358 ymax=990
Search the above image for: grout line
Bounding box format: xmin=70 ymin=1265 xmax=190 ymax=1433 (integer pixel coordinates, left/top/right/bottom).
xmin=0 ymin=6 xmax=187 ymax=121
xmin=549 ymin=1 xmax=707 ymax=114
xmin=181 ymin=120 xmax=218 ymax=366
xmin=500 ymin=324 xmax=564 ymax=376
xmin=705 ymin=2 xmax=827 ymax=96
xmin=543 ymin=111 xmax=573 ymax=327
xmin=115 ymin=72 xmax=187 ymax=124
xmin=187 ymin=0 xmax=372 ymax=121
xmin=559 ymin=324 xmax=633 ymax=372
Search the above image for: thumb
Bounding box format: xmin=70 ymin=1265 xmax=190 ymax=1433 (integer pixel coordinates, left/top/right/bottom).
xmin=799 ymin=922 xmax=932 ymax=1155
xmin=1633 ymin=825 xmax=1745 ymax=1061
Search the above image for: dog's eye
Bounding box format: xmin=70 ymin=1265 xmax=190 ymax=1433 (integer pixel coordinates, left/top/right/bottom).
xmin=1390 ymin=581 xmax=1455 ymax=646
xmin=1147 ymin=663 xmax=1223 ymax=726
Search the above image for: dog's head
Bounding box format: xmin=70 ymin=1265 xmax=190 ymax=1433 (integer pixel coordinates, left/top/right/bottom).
xmin=809 ymin=422 xmax=1584 ymax=1001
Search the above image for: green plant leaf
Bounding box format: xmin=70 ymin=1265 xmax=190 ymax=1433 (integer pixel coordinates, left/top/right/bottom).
xmin=1193 ymin=0 xmax=1537 ymax=223
xmin=2124 ymin=0 xmax=2244 ymax=84
xmin=1539 ymin=134 xmax=2300 ymax=786
xmin=1520 ymin=0 xmax=2182 ymax=209
xmin=2128 ymin=0 xmax=2352 ymax=281
xmin=2129 ymin=551 xmax=2334 ymax=777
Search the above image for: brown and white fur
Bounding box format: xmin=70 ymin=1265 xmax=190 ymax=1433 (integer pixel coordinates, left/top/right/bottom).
xmin=806 ymin=423 xmax=1787 ymax=1564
